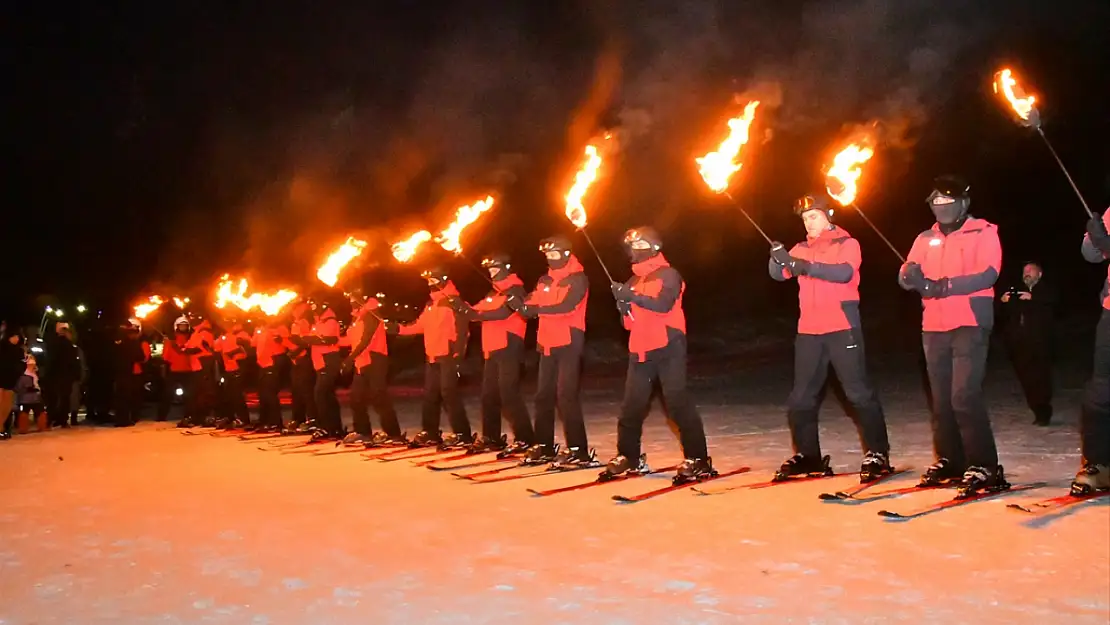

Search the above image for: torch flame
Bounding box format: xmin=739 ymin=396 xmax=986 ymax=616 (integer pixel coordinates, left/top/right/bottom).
xmin=172 ymin=296 xmax=190 ymax=309
xmin=391 ymin=230 xmax=432 ymax=263
xmin=133 ymin=295 xmax=165 ymax=320
xmin=436 ymin=195 xmax=495 ymax=254
xmin=824 ymin=142 xmax=875 ymax=206
xmin=316 ymin=236 xmax=368 ymax=287
xmin=214 ymin=275 xmax=297 ymax=316
xmin=697 ymin=100 xmax=761 ymax=194
xmin=992 ymin=68 xmax=1036 ymax=122
xmin=563 ymin=136 xmax=611 ymax=229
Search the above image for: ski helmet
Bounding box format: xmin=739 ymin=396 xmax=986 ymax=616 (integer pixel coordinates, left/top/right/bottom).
xmin=927 ymin=175 xmax=970 ymax=225
xmin=538 ymin=235 xmax=572 ymax=268
xmin=481 ymin=253 xmax=512 ymax=280
xmin=421 ymin=266 xmax=449 ymax=289
xmin=174 ymin=316 xmax=191 ymax=333
xmin=622 ymin=226 xmax=662 ymax=263
xmin=793 ymin=193 xmax=834 ymax=220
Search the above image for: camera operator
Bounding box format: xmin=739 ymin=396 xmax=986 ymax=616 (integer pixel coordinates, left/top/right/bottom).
xmin=1001 ymin=261 xmax=1057 ymax=425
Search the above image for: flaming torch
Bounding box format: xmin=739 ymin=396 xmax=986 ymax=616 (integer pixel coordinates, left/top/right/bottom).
xmin=435 ymin=195 xmax=501 ymax=287
xmin=823 ymin=141 xmax=905 ymax=263
xmin=391 ymin=230 xmax=432 ymax=264
xmin=992 ymin=67 xmax=1093 ymax=217
xmin=172 ymin=296 xmax=190 ymax=309
xmin=696 ymin=100 xmax=772 ymax=243
xmin=317 ymin=236 xmax=368 ymax=287
xmin=562 ymin=135 xmax=616 ymax=283
xmin=133 ymin=295 xmax=165 ymax=320
xmin=214 ymin=275 xmax=298 ymax=317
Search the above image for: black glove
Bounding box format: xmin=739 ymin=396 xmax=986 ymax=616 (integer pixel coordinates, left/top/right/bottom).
xmin=616 ymin=301 xmax=632 ymax=317
xmin=789 ymin=258 xmax=812 ymax=276
xmin=1087 ymin=216 xmax=1110 ymax=250
xmin=505 ymin=295 xmax=523 ymax=312
xmin=384 ymin=322 xmax=400 ymax=336
xmin=901 ymin=262 xmax=925 ymax=290
xmin=769 ymin=242 xmax=792 ymax=266
xmin=611 ymin=281 xmax=634 ymax=302
xmin=517 ymin=304 xmax=538 ymax=318
xmin=919 ymin=278 xmax=949 ymax=299
xmin=448 ymin=297 xmax=468 ymax=313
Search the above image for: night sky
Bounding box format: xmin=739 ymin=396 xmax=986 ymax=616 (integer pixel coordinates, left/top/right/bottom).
xmin=7 ymin=0 xmax=1110 ymax=330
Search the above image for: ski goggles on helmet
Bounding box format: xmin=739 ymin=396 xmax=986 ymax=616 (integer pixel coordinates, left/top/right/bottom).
xmin=420 ymin=269 xmax=447 ymax=285
xmin=622 ymin=229 xmax=654 ymax=250
xmin=929 ymin=176 xmax=969 ymax=203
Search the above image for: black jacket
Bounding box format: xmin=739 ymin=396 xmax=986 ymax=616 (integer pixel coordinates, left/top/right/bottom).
xmin=0 ymin=341 xmax=25 ymax=390
xmin=1003 ymin=277 xmax=1056 ymax=336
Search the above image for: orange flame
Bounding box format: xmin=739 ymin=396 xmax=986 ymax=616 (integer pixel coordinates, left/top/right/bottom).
xmin=133 ymin=295 xmax=165 ymax=320
xmin=214 ymin=275 xmax=298 ymax=316
xmin=563 ymin=135 xmax=610 ymax=229
xmin=697 ymin=101 xmax=761 ymax=194
xmin=825 ymin=142 xmax=875 ymax=206
xmin=992 ymin=68 xmax=1037 ymax=122
xmin=172 ymin=296 xmax=190 ymax=309
xmin=436 ymin=196 xmax=495 ymax=254
xmin=391 ymin=230 xmax=432 ymax=263
xmin=316 ymin=236 xmax=368 ymax=287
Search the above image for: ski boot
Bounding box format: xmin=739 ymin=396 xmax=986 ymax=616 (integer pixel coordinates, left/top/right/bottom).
xmin=309 ymin=427 xmax=344 ymax=443
xmin=342 ymin=432 xmax=373 ymax=447
xmin=408 ymin=430 xmax=444 ymax=449
xmin=674 ymin=457 xmax=717 ymax=485
xmin=176 ymin=416 xmax=197 ymax=428
xmin=230 ymin=419 xmax=253 ymax=432
xmin=598 ymin=454 xmax=650 ymax=481
xmin=917 ymin=457 xmax=963 ymax=488
xmin=496 ymin=439 xmax=532 ymax=459
xmin=254 ymin=424 xmax=280 ymax=434
xmin=439 ymin=432 xmax=474 ymax=450
xmin=213 ymin=417 xmax=234 ymax=430
xmin=773 ymin=453 xmax=833 ymax=482
xmin=467 ymin=434 xmax=507 ymax=455
xmin=520 ymin=443 xmax=558 ymax=466
xmin=1070 ymin=463 xmax=1110 ymax=495
xmin=956 ymin=465 xmax=1010 ymax=499
xmin=859 ymin=451 xmax=893 ymax=483
xmin=551 ymin=447 xmax=600 ymax=470
xmin=368 ymin=431 xmax=407 ymax=447
xmin=200 ymin=416 xmax=218 ymax=428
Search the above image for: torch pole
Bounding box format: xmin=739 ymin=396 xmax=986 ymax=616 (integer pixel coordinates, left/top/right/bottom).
xmin=455 ymin=252 xmax=499 ymax=288
xmin=577 ymin=226 xmax=617 ymax=284
xmin=849 ymin=203 xmax=906 ymax=264
xmin=723 ymin=192 xmax=774 ymax=245
xmin=1034 ymin=127 xmax=1094 ymax=218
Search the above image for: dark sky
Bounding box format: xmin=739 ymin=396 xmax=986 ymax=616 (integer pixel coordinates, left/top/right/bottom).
xmin=7 ymin=0 xmax=1110 ymax=326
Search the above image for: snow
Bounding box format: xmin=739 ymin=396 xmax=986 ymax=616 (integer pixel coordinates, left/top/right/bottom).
xmin=1 ymin=360 xmax=1107 ymax=624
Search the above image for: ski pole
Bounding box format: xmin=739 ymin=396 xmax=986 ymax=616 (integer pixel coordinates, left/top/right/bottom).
xmin=576 ymin=225 xmax=633 ymax=321
xmin=724 ymin=191 xmax=774 ymax=245
xmin=850 ymin=203 xmax=906 ymax=264
xmin=1034 ymin=127 xmax=1094 ymax=219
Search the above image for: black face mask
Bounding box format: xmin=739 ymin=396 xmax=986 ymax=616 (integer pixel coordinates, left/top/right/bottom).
xmin=627 ymin=247 xmax=657 ymax=264
xmin=929 ymin=197 xmax=968 ymax=227
xmin=545 ymin=254 xmax=569 ymax=270
xmin=488 ymin=266 xmax=509 ymax=282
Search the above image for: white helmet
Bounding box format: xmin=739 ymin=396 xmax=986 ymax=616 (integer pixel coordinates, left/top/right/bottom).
xmin=174 ymin=316 xmax=191 ymax=331
xmin=127 ymin=317 xmax=142 ymax=332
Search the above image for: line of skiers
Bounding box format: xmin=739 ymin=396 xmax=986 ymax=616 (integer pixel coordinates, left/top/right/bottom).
xmin=161 ymin=174 xmax=1108 ymax=498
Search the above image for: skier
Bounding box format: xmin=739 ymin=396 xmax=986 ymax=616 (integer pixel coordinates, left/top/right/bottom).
xmin=215 ymin=322 xmax=251 ymax=429
xmin=301 ymin=301 xmax=344 ymax=440
xmin=449 ymin=253 xmax=535 ymax=456
xmin=768 ymin=194 xmax=893 ymax=482
xmin=340 ymin=292 xmax=405 ymax=447
xmin=159 ymin=316 xmax=195 ymax=423
xmin=508 ymin=235 xmax=595 ymax=468
xmin=283 ymin=301 xmax=317 ymax=433
xmin=386 ymin=267 xmax=473 ymax=448
xmin=252 ymin=318 xmax=288 ymax=433
xmin=1074 ymin=207 xmax=1110 ymax=494
xmin=112 ymin=318 xmax=149 ymax=427
xmin=899 ymin=175 xmax=1006 ymax=498
xmin=180 ymin=315 xmax=217 ymax=427
xmin=600 ymin=227 xmax=713 ymax=483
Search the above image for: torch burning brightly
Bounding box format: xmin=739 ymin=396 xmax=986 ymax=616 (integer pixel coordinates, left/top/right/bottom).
xmin=563 ymin=136 xmax=610 ymax=229
xmin=824 ymin=143 xmax=875 ymax=206
xmin=992 ymin=68 xmax=1037 ymax=124
xmin=436 ymin=196 xmax=495 ymax=254
xmin=316 ymin=236 xmax=368 ymax=287
xmin=215 ymin=275 xmax=298 ymax=316
xmin=391 ymin=230 xmax=432 ymax=263
xmin=133 ymin=296 xmax=165 ymax=320
xmin=697 ymin=101 xmax=761 ymax=194
xmin=172 ymin=296 xmax=190 ymax=309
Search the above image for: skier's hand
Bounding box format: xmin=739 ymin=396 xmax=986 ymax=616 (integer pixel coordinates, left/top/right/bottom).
xmin=1087 ymin=215 xmax=1109 ymax=241
xmin=901 ymin=262 xmax=926 ymax=290
xmin=1018 ymin=291 xmax=1032 ymax=301
xmin=384 ymin=322 xmax=400 ymax=335
xmin=616 ymin=301 xmax=633 ymax=317
xmin=610 ymin=281 xmax=633 ymax=302
xmin=769 ymin=242 xmax=792 ymax=266
xmin=919 ymin=278 xmax=949 ymax=299
xmin=448 ymin=297 xmax=468 ymax=313
xmin=788 ymin=258 xmax=812 ymax=276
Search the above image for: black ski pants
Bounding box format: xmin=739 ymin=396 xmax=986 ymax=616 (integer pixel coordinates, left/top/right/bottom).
xmin=922 ymin=326 xmax=998 ymax=469
xmin=221 ymin=370 xmax=249 ymax=424
xmin=617 ymin=338 xmax=707 ymax=460
xmin=113 ymin=373 xmax=142 ymax=426
xmin=290 ymin=357 xmax=316 ymax=425
xmin=193 ymin=365 xmax=217 ymax=422
xmin=158 ymin=371 xmax=191 ymax=421
xmin=257 ymin=366 xmax=283 ymax=428
xmin=46 ymin=376 xmax=75 ymax=426
xmin=786 ymin=330 xmax=890 ymax=458
xmin=534 ymin=340 xmax=588 ymax=451
xmin=350 ymin=356 xmax=401 ymax=437
xmin=1081 ymin=309 xmax=1110 ymax=466
xmin=314 ymin=353 xmax=343 ymax=434
xmin=421 ymin=357 xmax=471 ymax=437
xmin=1006 ymin=328 xmax=1053 ymax=421
xmin=480 ymin=337 xmax=534 ymax=444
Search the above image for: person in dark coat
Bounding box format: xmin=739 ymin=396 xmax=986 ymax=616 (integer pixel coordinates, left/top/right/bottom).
xmin=1000 ymin=261 xmax=1057 ymax=425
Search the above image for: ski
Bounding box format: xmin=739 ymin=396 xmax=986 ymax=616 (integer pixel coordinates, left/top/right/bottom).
xmin=211 ymin=428 xmax=253 ymax=437
xmin=452 ymin=463 xmax=525 ymax=480
xmin=278 ymin=439 xmax=341 ymax=454
xmin=471 ymin=463 xmax=601 ymax=484
xmin=1006 ymin=489 xmax=1110 ymax=514
xmin=411 ymin=450 xmax=475 ymax=467
xmin=692 ymin=472 xmax=835 ymax=495
xmin=427 ymin=456 xmax=518 ymax=472
xmin=818 ymin=467 xmax=914 ymax=501
xmin=312 ymin=446 xmax=379 ymax=457
xmin=238 ymin=431 xmax=288 ymax=441
xmin=374 ymin=447 xmax=456 ymax=462
xmin=527 ymin=465 xmax=680 ymax=497
xmin=878 ymin=483 xmax=1046 ymax=520
xmin=613 ymin=467 xmax=752 ymax=503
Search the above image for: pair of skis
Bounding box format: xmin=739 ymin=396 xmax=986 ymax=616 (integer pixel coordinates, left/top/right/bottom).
xmin=1006 ymin=490 xmax=1110 ymax=516
xmin=521 ymin=465 xmax=754 ymax=502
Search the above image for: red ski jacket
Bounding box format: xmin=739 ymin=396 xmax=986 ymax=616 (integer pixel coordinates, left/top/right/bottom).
xmin=470 ymin=275 xmax=527 ymax=358
xmin=622 ymin=254 xmax=686 ymax=362
xmin=526 ymin=255 xmax=588 ymax=354
xmin=770 ymin=225 xmax=861 ymax=335
xmin=400 ymin=282 xmax=468 ymax=362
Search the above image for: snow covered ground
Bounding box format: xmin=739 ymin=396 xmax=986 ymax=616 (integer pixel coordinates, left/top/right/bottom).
xmin=2 ymin=358 xmax=1107 ymax=624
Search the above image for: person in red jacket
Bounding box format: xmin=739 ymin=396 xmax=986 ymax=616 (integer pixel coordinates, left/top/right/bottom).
xmin=601 ymin=227 xmax=713 ymax=483
xmin=450 ymin=253 xmax=535 ymax=456
xmin=340 ymin=292 xmax=404 ymax=447
xmin=301 ymin=301 xmax=344 ymax=440
xmin=769 ymin=194 xmax=892 ymax=482
xmin=282 ymin=302 xmax=317 ymax=433
xmin=159 ymin=316 xmax=196 ymax=422
xmin=113 ymin=318 xmax=150 ymax=427
xmin=899 ymin=175 xmax=1006 ymax=498
xmin=1074 ymin=207 xmax=1110 ymax=494
xmin=508 ymin=235 xmax=595 ymax=468
xmin=387 ymin=267 xmax=473 ymax=448
xmin=215 ymin=322 xmax=252 ymax=429
xmin=180 ymin=315 xmax=217 ymax=427
xmin=252 ymin=319 xmax=288 ymax=433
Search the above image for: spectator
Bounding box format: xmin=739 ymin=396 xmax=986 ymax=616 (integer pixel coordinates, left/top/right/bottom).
xmin=45 ymin=323 xmax=81 ymax=428
xmin=1 ymin=328 xmax=25 ymax=440
xmin=16 ymin=353 xmax=45 ymax=432
xmin=1001 ymin=261 xmax=1057 ymax=425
